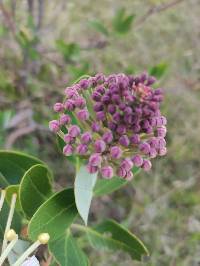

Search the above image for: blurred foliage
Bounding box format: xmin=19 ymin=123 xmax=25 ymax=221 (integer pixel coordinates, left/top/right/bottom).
xmin=0 ymin=0 xmax=200 ymax=265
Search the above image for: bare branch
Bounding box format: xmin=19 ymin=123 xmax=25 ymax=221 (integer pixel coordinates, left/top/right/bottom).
xmin=135 ymin=0 xmax=185 ymax=28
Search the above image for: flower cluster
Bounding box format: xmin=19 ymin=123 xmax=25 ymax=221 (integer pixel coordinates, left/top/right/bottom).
xmin=49 ymin=73 xmax=167 ymax=180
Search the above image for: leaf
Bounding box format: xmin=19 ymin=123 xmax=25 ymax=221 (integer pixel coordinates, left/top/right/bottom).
xmin=8 ymin=239 xmax=30 ymax=265
xmin=88 ymin=20 xmax=109 ymax=36
xmin=0 ymin=150 xmax=43 ymax=187
xmin=6 ymin=185 xmax=21 ymax=210
xmin=49 ymin=230 xmax=88 ymax=266
xmin=56 ymin=40 xmax=80 ymax=62
xmin=149 ymin=62 xmax=168 ymax=79
xmin=0 ymin=201 xmax=21 ymax=240
xmin=112 ymin=7 xmax=135 ymax=34
xmin=19 ymin=164 xmax=53 ymax=219
xmin=94 ymin=167 xmax=140 ymax=196
xmin=28 ymin=189 xmax=77 ymax=242
xmin=86 ymin=220 xmax=149 ymax=261
xmin=75 ymin=165 xmax=97 ymax=225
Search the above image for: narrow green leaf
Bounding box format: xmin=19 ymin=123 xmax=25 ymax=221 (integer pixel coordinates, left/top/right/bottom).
xmin=149 ymin=62 xmax=168 ymax=79
xmin=28 ymin=189 xmax=78 ymax=242
xmin=49 ymin=230 xmax=88 ymax=266
xmin=75 ymin=165 xmax=97 ymax=225
xmin=88 ymin=20 xmax=109 ymax=36
xmin=94 ymin=167 xmax=140 ymax=196
xmin=0 ymin=150 xmax=44 ymax=187
xmin=86 ymin=220 xmax=149 ymax=261
xmin=19 ymin=164 xmax=53 ymax=219
xmin=6 ymin=185 xmax=21 ymax=210
xmin=112 ymin=7 xmax=135 ymax=34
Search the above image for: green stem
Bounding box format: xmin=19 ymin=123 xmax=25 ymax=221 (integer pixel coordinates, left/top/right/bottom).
xmin=71 ymin=223 xmax=87 ymax=232
xmin=73 ymin=75 xmax=91 ymax=85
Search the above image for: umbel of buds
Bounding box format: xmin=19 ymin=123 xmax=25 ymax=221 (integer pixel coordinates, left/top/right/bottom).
xmin=49 ymin=73 xmax=167 ymax=180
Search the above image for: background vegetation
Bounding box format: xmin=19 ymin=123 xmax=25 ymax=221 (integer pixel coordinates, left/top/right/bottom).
xmin=0 ymin=0 xmax=200 ymax=265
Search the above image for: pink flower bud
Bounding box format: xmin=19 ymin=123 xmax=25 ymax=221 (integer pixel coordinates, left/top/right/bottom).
xmin=81 ymin=132 xmax=92 ymax=144
xmin=64 ymin=99 xmax=75 ymax=111
xmin=68 ymin=125 xmax=81 ymax=137
xmin=131 ymin=155 xmax=143 ymax=167
xmin=53 ymin=103 xmax=64 ymax=112
xmin=125 ymin=171 xmax=134 ymax=181
xmin=102 ymin=131 xmax=113 ymax=143
xmin=86 ymin=164 xmax=98 ymax=174
xmin=101 ymin=166 xmax=114 ymax=179
xmin=94 ymin=140 xmax=106 ymax=153
xmin=110 ymin=146 xmax=122 ymax=159
xmin=49 ymin=120 xmax=60 ymax=133
xmin=59 ymin=114 xmax=71 ymax=125
xmin=142 ymin=159 xmax=152 ymax=171
xmin=121 ymin=158 xmax=133 ymax=171
xmin=89 ymin=153 xmax=102 ymax=166
xmin=77 ymin=109 xmax=89 ymax=121
xmin=63 ymin=144 xmax=73 ymax=156
xmin=76 ymin=144 xmax=88 ymax=155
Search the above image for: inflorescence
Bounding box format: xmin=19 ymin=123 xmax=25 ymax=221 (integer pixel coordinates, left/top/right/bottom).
xmin=49 ymin=73 xmax=167 ymax=180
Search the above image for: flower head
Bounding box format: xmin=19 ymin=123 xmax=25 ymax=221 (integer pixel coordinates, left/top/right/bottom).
xmin=50 ymin=73 xmax=167 ymax=179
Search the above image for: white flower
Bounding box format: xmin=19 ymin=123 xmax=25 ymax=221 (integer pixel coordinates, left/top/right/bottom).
xmin=21 ymin=256 xmax=40 ymax=266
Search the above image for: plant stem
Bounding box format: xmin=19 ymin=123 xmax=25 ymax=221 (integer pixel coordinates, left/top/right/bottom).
xmin=2 ymin=193 xmax=17 ymax=252
xmin=0 ymin=236 xmax=18 ymax=265
xmin=0 ymin=190 xmax=6 ymax=212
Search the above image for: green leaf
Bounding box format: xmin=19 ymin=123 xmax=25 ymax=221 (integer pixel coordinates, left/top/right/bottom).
xmin=6 ymin=185 xmax=21 ymax=210
xmin=75 ymin=165 xmax=97 ymax=225
xmin=86 ymin=220 xmax=149 ymax=261
xmin=112 ymin=8 xmax=135 ymax=34
xmin=94 ymin=167 xmax=140 ymax=196
xmin=0 ymin=150 xmax=43 ymax=187
xmin=56 ymin=40 xmax=80 ymax=62
xmin=49 ymin=230 xmax=88 ymax=266
xmin=28 ymin=189 xmax=77 ymax=242
xmin=149 ymin=62 xmax=168 ymax=79
xmin=88 ymin=20 xmax=109 ymax=36
xmin=0 ymin=201 xmax=21 ymax=240
xmin=19 ymin=164 xmax=53 ymax=219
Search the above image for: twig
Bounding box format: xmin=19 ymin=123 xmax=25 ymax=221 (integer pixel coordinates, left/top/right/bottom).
xmin=135 ymin=0 xmax=185 ymax=27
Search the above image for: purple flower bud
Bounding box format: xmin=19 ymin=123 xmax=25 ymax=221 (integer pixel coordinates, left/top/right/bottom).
xmin=124 ymin=107 xmax=132 ymax=115
xmin=131 ymin=155 xmax=143 ymax=167
xmin=76 ymin=144 xmax=88 ymax=155
xmin=75 ymin=97 xmax=86 ymax=108
xmin=77 ymin=109 xmax=89 ymax=121
xmin=68 ymin=125 xmax=81 ymax=137
xmin=158 ymin=137 xmax=166 ymax=149
xmin=64 ymin=87 xmax=78 ymax=98
xmin=59 ymin=114 xmax=71 ymax=125
xmin=96 ymin=85 xmax=105 ymax=94
xmin=117 ymin=167 xmax=126 ymax=178
xmin=108 ymin=121 xmax=117 ymax=131
xmin=86 ymin=163 xmax=98 ymax=174
xmin=113 ymin=112 xmax=121 ymax=123
xmin=92 ymin=91 xmax=102 ymax=102
xmin=161 ymin=116 xmax=167 ymax=126
xmin=91 ymin=122 xmax=100 ymax=132
xmin=119 ymin=135 xmax=130 ymax=147
xmin=102 ymin=131 xmax=113 ymax=143
xmin=101 ymin=166 xmax=114 ymax=179
xmin=140 ymin=72 xmax=148 ymax=83
xmin=96 ymin=111 xmax=105 ymax=121
xmin=149 ymin=148 xmax=157 ymax=158
xmin=117 ymin=125 xmax=127 ymax=135
xmin=121 ymin=158 xmax=133 ymax=171
xmin=111 ymin=94 xmax=120 ymax=104
xmin=64 ymin=99 xmax=75 ymax=111
xmin=132 ymin=124 xmax=141 ymax=133
xmin=63 ymin=144 xmax=73 ymax=156
xmin=53 ymin=103 xmax=64 ymax=112
xmin=89 ymin=153 xmax=102 ymax=166
xmin=64 ymin=134 xmax=74 ymax=144
xmin=94 ymin=139 xmax=106 ymax=153
xmin=79 ymin=79 xmax=89 ymax=90
xmin=81 ymin=132 xmax=92 ymax=144
xmin=101 ymin=95 xmax=110 ymax=104
xmin=95 ymin=73 xmax=105 ymax=83
xmin=108 ymin=104 xmax=116 ymax=114
xmin=157 ymin=126 xmax=167 ymax=137
xmin=139 ymin=142 xmax=151 ymax=155
xmin=146 ymin=76 xmax=156 ymax=86
xmin=94 ymin=102 xmax=103 ymax=112
xmin=125 ymin=171 xmax=134 ymax=181
xmin=110 ymin=146 xmax=122 ymax=159
xmin=49 ymin=120 xmax=60 ymax=133
xmin=130 ymin=134 xmax=140 ymax=144
xmin=142 ymin=159 xmax=152 ymax=171
xmin=119 ymin=103 xmax=126 ymax=111
xmin=158 ymin=147 xmax=167 ymax=156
